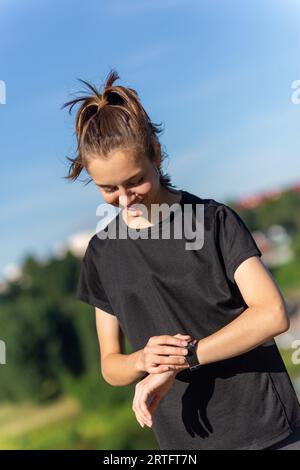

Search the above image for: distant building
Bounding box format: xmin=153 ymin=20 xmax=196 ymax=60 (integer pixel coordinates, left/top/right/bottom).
xmin=235 ymin=187 xmax=283 ymax=210
xmin=251 ymin=225 xmax=293 ymax=268
xmin=234 ymin=178 xmax=300 ymax=210
xmin=53 ymin=230 xmax=95 ymax=259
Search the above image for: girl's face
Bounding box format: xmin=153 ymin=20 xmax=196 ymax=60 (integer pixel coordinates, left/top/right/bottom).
xmin=87 ymin=148 xmax=162 ymax=215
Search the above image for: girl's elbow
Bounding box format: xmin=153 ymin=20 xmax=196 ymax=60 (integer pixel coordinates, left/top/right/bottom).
xmin=100 ymin=365 xmax=114 ymax=386
xmin=272 ymin=304 xmax=290 ymax=335
xmin=101 ymin=371 xmax=119 ymax=386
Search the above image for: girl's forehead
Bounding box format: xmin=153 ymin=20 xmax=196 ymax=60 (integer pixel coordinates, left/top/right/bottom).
xmin=87 ymin=150 xmax=149 ymax=183
xmin=89 ymin=148 xmax=145 ymax=169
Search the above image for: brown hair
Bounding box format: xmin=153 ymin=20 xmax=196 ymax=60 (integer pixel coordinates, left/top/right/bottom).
xmin=62 ymin=68 xmax=177 ymax=191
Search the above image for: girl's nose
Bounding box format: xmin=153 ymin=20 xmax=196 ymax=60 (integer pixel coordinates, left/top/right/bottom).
xmin=119 ymin=190 xmax=135 ymax=208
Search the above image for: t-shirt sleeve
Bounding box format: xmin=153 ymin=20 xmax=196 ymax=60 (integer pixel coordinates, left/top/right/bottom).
xmin=215 ymin=204 xmax=262 ymax=284
xmin=76 ymin=238 xmax=116 ymax=315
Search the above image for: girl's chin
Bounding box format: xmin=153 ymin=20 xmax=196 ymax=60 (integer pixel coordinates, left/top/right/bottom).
xmin=126 ymin=208 xmax=144 ymax=217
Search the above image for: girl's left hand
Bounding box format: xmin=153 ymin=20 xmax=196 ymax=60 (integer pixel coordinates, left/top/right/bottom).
xmin=132 ymin=370 xmax=176 ymax=428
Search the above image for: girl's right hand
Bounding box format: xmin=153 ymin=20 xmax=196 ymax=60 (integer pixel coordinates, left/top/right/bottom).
xmin=136 ymin=333 xmax=192 ymax=374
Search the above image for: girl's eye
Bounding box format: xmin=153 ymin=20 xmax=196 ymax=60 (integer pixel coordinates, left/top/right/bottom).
xmin=130 ymin=177 xmax=144 ymax=186
xmin=103 ymin=177 xmax=144 ymax=194
xmin=103 ymin=187 xmax=116 ymax=194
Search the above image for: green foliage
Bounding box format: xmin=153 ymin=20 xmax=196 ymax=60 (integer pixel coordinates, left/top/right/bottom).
xmin=0 ymin=398 xmax=159 ymax=450
xmin=270 ymin=258 xmax=300 ymax=295
xmin=0 ymin=251 xmax=100 ymax=402
xmin=291 ymin=231 xmax=300 ymax=258
xmin=232 ymin=189 xmax=300 ymax=234
xmin=279 ymin=348 xmax=300 ymax=381
xmin=60 ymin=371 xmax=133 ymax=411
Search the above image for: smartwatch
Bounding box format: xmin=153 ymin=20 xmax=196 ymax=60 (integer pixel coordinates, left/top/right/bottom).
xmin=186 ymin=338 xmax=202 ymax=371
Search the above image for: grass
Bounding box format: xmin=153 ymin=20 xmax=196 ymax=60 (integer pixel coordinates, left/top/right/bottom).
xmin=0 ymin=396 xmax=158 ymax=450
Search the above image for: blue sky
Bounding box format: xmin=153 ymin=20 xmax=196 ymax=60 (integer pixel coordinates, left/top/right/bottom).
xmin=0 ymin=0 xmax=299 ymax=279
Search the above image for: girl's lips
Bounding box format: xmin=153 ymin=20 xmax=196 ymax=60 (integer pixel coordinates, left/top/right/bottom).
xmin=127 ymin=199 xmax=144 ymax=210
xmin=126 ymin=199 xmax=144 ymax=215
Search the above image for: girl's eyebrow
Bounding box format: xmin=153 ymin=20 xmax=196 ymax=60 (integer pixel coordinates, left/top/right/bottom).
xmin=95 ymin=171 xmax=143 ymax=188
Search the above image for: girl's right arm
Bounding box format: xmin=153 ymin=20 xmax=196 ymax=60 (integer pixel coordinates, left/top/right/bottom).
xmin=95 ymin=307 xmax=190 ymax=386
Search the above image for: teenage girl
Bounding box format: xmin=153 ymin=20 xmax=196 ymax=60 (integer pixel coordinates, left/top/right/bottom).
xmin=63 ymin=69 xmax=300 ymax=450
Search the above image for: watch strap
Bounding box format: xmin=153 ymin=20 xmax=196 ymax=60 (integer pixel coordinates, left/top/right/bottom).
xmin=186 ymin=338 xmax=202 ymax=371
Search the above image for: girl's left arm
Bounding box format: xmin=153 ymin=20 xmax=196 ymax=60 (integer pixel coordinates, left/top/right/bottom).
xmin=193 ymin=255 xmax=289 ymax=366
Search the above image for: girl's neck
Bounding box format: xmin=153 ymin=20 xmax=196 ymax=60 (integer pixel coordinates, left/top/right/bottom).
xmin=122 ymin=187 xmax=182 ymax=229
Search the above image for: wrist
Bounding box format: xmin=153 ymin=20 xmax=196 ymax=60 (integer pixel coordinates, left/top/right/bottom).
xmin=161 ymin=369 xmax=178 ymax=380
xmin=134 ymin=349 xmax=145 ymax=374
xmin=195 ymin=338 xmax=205 ymax=365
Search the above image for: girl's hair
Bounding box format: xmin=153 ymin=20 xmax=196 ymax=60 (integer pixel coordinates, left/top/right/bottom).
xmin=62 ymin=68 xmax=177 ymax=190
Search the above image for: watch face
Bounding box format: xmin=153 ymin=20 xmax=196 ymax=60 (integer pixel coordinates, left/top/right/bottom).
xmin=186 ymin=339 xmax=201 ymax=369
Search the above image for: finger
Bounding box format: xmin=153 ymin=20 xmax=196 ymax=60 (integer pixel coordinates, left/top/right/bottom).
xmin=133 ymin=384 xmax=144 ymax=425
xmin=147 ymin=344 xmax=189 ymax=358
xmin=169 ymin=353 xmax=188 ymax=370
xmin=137 ymin=386 xmax=153 ymax=426
xmin=136 ymin=415 xmax=145 ymax=428
xmin=147 ymin=350 xmax=187 ymax=371
xmin=148 ymin=354 xmax=186 ymax=369
xmin=135 ymin=403 xmax=151 ymax=428
xmin=132 ymin=389 xmax=139 ymax=421
xmin=153 ymin=335 xmax=191 ymax=347
xmin=135 ymin=383 xmax=151 ymax=427
xmin=142 ymin=391 xmax=155 ymax=423
xmin=134 ymin=404 xmax=146 ymax=428
xmin=133 ymin=401 xmax=144 ymax=428
xmin=162 ymin=347 xmax=189 ymax=356
xmin=138 ymin=392 xmax=153 ymax=427
xmin=134 ymin=400 xmax=147 ymax=427
xmin=152 ymin=357 xmax=187 ymax=370
xmin=174 ymin=333 xmax=192 ymax=338
xmin=153 ymin=345 xmax=189 ymax=357
xmin=146 ymin=356 xmax=171 ymax=373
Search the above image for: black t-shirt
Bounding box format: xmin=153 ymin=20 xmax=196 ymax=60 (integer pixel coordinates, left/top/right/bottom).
xmin=76 ymin=189 xmax=300 ymax=450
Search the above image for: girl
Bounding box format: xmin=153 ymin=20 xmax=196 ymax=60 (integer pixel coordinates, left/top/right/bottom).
xmin=63 ymin=69 xmax=300 ymax=450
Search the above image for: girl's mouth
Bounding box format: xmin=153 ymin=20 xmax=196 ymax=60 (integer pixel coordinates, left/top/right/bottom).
xmin=126 ymin=198 xmax=144 ymax=215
